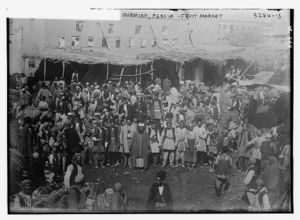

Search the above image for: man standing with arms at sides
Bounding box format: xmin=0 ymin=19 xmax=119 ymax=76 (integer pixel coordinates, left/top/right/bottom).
xmin=174 ymin=120 xmax=187 ymax=167
xmin=149 ymin=121 xmax=161 ymax=167
xmin=120 ymin=118 xmax=135 ymax=168
xmin=131 ymin=123 xmax=150 ymax=170
xmin=194 ymin=119 xmax=207 ymax=167
xmin=214 ymin=146 xmax=232 ymax=197
xmin=160 ymin=121 xmax=176 ymax=168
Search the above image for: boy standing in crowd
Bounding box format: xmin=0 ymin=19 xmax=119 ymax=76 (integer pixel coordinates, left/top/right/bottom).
xmin=175 ymin=120 xmax=187 ymax=167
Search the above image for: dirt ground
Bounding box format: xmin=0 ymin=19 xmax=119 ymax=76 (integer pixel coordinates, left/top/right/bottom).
xmin=83 ymin=164 xmax=248 ymax=212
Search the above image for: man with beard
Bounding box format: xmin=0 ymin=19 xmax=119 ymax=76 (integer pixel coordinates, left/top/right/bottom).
xmin=131 ymin=123 xmax=150 ymax=170
xmin=146 ymin=170 xmax=173 ymax=212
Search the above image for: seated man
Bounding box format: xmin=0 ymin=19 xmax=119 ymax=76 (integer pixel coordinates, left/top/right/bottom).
xmin=12 ymin=179 xmax=33 ymax=210
xmin=146 ymin=170 xmax=173 ymax=212
xmin=111 ymin=182 xmax=127 ymax=212
xmin=64 ymin=153 xmax=84 ymax=189
xmin=67 ymin=173 xmax=86 ymax=212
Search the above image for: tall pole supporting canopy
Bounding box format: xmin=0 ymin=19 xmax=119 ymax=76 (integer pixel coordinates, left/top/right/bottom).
xmin=151 ymin=61 xmax=154 ymax=80
xmin=119 ymin=67 xmax=125 ymax=83
xmin=62 ymin=61 xmax=65 ymax=79
xmin=43 ymin=59 xmax=46 ymax=81
xmin=140 ymin=64 xmax=142 ymax=82
xmin=136 ymin=65 xmax=138 ymax=83
xmin=106 ymin=62 xmax=109 ymax=80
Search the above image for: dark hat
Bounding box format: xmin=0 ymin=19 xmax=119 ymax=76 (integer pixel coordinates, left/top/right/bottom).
xmin=222 ymin=146 xmax=229 ymax=153
xmin=23 ymin=117 xmax=32 ymax=125
xmin=156 ymin=170 xmax=166 ymax=181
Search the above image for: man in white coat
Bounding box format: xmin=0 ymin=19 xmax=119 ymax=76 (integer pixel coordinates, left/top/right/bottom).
xmin=119 ymin=118 xmax=135 ymax=167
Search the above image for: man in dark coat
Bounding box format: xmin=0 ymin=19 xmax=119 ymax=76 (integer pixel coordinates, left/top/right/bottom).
xmin=162 ymin=76 xmax=171 ymax=93
xmin=18 ymin=117 xmax=33 ymax=166
xmin=27 ymin=152 xmax=45 ymax=190
xmin=146 ymin=170 xmax=173 ymax=212
xmin=63 ymin=120 xmax=82 ymax=168
xmin=132 ymin=96 xmax=147 ymax=122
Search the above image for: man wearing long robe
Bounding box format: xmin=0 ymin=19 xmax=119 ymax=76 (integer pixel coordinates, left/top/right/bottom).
xmin=131 ymin=123 xmax=150 ymax=169
xmin=237 ymin=121 xmax=257 ymax=171
xmin=119 ymin=119 xmax=135 ymax=167
xmin=18 ymin=117 xmax=33 ymax=163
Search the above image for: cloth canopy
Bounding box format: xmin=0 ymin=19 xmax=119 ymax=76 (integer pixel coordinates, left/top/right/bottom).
xmin=23 ymin=44 xmax=259 ymax=66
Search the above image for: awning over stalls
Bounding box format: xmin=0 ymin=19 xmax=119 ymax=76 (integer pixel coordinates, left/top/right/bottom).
xmin=239 ymin=71 xmax=290 ymax=92
xmin=23 ymin=43 xmax=261 ymax=66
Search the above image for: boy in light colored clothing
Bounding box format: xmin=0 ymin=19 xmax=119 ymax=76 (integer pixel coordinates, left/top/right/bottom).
xmin=175 ymin=120 xmax=187 ymax=167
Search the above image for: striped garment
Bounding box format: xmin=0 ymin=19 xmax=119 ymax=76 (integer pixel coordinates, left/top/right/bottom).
xmin=85 ymin=121 xmax=93 ymax=136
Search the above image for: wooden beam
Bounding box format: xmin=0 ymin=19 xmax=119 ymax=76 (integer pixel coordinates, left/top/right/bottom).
xmin=238 ymin=61 xmax=252 ymax=80
xmin=114 ymin=69 xmax=154 ymax=77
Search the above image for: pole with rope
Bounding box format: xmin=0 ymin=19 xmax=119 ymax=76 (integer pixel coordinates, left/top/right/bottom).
xmin=182 ymin=9 xmax=195 ymax=48
xmin=148 ymin=22 xmax=166 ymax=51
xmin=97 ymin=22 xmax=110 ymax=51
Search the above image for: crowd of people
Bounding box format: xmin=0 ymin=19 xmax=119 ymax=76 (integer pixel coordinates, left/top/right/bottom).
xmin=9 ymin=71 xmax=291 ymax=212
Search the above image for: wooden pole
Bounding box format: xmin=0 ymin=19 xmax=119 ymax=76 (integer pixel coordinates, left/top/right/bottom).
xmin=106 ymin=62 xmax=109 ymax=80
xmin=151 ymin=61 xmax=154 ymax=80
xmin=62 ymin=61 xmax=65 ymax=78
xmin=139 ymin=64 xmax=142 ymax=82
xmin=43 ymin=59 xmax=46 ymax=81
xmin=136 ymin=65 xmax=138 ymax=83
xmin=119 ymin=67 xmax=125 ymax=83
xmin=23 ymin=58 xmax=26 ymax=75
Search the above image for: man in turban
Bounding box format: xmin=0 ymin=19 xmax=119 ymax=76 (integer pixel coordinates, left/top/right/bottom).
xmin=131 ymin=123 xmax=150 ymax=170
